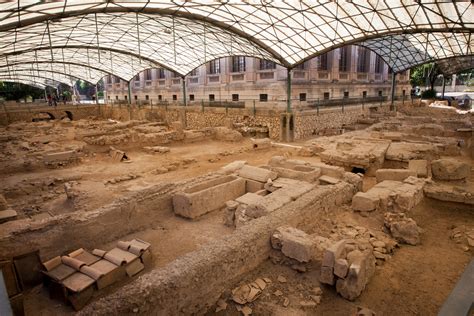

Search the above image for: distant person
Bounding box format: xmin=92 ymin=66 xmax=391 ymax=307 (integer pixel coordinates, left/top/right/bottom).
xmin=62 ymin=93 xmax=67 ymax=105
xmin=52 ymin=94 xmax=58 ymax=107
xmin=47 ymin=94 xmax=52 ymax=106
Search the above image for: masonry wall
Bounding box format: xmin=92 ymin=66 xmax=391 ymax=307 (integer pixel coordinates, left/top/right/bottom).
xmin=293 ymin=104 xmax=378 ymax=139
xmin=0 ymin=104 xmax=100 ymax=125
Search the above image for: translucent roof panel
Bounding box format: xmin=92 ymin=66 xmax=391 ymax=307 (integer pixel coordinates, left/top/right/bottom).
xmin=0 ymin=69 xmax=77 ymax=86
xmin=0 ymin=79 xmax=47 ymax=89
xmin=359 ymin=32 xmax=473 ymax=73
xmin=0 ymin=11 xmax=277 ymax=76
xmin=0 ymin=62 xmax=108 ymax=84
xmin=0 ymin=47 xmax=164 ymax=82
xmin=436 ymin=55 xmax=474 ymax=75
xmin=0 ymin=1 xmax=471 ymax=76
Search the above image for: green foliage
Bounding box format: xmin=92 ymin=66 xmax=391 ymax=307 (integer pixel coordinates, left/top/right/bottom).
xmin=410 ymin=64 xmax=427 ymax=87
xmin=420 ymin=89 xmax=437 ymax=99
xmin=0 ymin=81 xmax=44 ymax=101
xmin=410 ymin=63 xmax=440 ymax=89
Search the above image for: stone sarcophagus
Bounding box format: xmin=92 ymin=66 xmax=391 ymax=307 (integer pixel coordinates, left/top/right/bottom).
xmin=173 ymin=175 xmax=246 ymax=219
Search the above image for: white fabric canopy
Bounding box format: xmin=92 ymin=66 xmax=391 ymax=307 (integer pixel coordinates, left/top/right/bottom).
xmin=0 ymin=1 xmax=471 ymax=85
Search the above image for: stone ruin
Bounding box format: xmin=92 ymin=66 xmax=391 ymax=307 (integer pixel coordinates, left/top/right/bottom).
xmin=0 ymin=103 xmax=472 ymax=315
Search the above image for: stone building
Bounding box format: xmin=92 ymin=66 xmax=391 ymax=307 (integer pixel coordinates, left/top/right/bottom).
xmin=104 ymin=45 xmax=411 ymax=109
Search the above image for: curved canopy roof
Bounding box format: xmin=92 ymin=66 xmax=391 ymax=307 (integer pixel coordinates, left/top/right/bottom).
xmin=0 ymin=1 xmax=472 ymax=86
xmin=436 ymin=55 xmax=474 ymax=75
xmin=0 ymin=78 xmax=47 ymax=89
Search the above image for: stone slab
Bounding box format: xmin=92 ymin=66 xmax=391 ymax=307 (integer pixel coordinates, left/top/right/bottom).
xmin=375 ymin=169 xmax=417 ymax=183
xmin=238 ymin=165 xmax=277 ymax=183
xmin=408 ymin=160 xmax=429 ymax=178
xmin=245 ymin=179 xmax=265 ymax=193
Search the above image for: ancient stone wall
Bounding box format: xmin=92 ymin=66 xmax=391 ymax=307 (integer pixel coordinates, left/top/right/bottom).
xmin=293 ymin=105 xmax=373 ymax=140
xmin=101 ymin=105 xmax=283 ymax=140
xmin=81 ymin=175 xmax=360 ymax=315
xmin=0 ymin=105 xmax=101 ymax=125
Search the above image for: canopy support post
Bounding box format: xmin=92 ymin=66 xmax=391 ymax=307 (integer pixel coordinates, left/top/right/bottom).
xmin=390 ymin=72 xmax=396 ymax=111
xmin=127 ymin=81 xmax=131 ymax=106
xmin=441 ymin=75 xmax=446 ymax=99
xmin=181 ymin=76 xmax=187 ymax=106
xmin=286 ymin=68 xmax=292 ymax=113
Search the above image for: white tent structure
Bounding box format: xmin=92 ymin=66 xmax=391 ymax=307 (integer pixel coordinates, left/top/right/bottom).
xmin=0 ymin=1 xmax=472 ymax=109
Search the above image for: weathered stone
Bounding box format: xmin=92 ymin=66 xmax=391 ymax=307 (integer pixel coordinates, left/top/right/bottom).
xmin=424 ymin=183 xmax=474 ymax=205
xmin=220 ymin=160 xmax=247 ymax=174
xmin=431 ymin=158 xmax=470 ymax=181
xmin=352 ymin=178 xmax=425 ymax=213
xmin=251 ymin=138 xmax=271 ymax=150
xmin=44 ymin=150 xmax=79 ymax=165
xmin=0 ymin=194 xmax=8 ymax=211
xmin=322 ymin=240 xmax=346 ymax=268
xmin=238 ymin=165 xmax=277 ymax=183
xmin=271 ymin=226 xmax=315 ymax=263
xmin=170 ymin=121 xmax=184 ymax=140
xmin=246 ymin=179 xmax=265 ymax=193
xmin=270 ymin=165 xmax=321 ymax=183
xmin=214 ymin=127 xmax=243 ymax=142
xmin=319 ymin=139 xmax=390 ymax=176
xmin=408 ymin=160 xmax=429 ymax=178
xmin=335 ymin=250 xmax=375 ymax=300
xmin=0 ymin=209 xmax=17 ymax=223
xmin=173 ymin=175 xmax=246 ymax=219
xmin=143 ymin=146 xmax=170 ymax=154
xmin=319 ymin=266 xmax=335 ymax=285
xmin=334 ymin=258 xmax=349 ymax=278
xmin=375 ymin=169 xmax=417 ymax=183
xmin=384 ymin=212 xmax=421 ymax=245
xmin=385 ymin=142 xmax=439 ymax=162
xmin=235 ymin=193 xmax=265 ymax=206
xmin=319 ymin=175 xmax=340 ymax=185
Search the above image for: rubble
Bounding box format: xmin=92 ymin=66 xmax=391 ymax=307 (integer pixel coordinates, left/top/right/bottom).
xmin=320 ymin=239 xmax=376 ymax=300
xmin=271 ymin=226 xmax=315 ymax=263
xmin=384 ymin=212 xmax=421 ymax=245
xmin=143 ymin=146 xmax=170 ymax=154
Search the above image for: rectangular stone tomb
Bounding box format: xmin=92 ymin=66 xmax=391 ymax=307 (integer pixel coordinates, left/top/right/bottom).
xmin=173 ymin=175 xmax=246 ymax=219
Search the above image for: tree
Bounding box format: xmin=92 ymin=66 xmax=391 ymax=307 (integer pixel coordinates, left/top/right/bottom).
xmin=410 ymin=62 xmax=441 ymax=90
xmin=0 ymin=81 xmax=44 ymax=102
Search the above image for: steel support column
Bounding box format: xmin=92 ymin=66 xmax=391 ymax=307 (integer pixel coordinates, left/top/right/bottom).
xmin=441 ymin=75 xmax=446 ymax=99
xmin=182 ymin=76 xmax=187 ymax=106
xmin=127 ymin=81 xmax=132 ymax=105
xmin=95 ymin=84 xmax=99 ymax=105
xmin=286 ymin=68 xmax=292 ymax=113
xmin=390 ymin=72 xmax=396 ymax=111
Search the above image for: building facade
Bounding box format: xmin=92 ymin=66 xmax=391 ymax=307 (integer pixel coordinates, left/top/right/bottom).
xmin=104 ymin=45 xmax=411 ymax=108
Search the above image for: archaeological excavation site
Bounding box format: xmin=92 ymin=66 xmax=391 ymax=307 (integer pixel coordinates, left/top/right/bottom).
xmin=0 ymin=1 xmax=473 ymax=315
xmin=0 ymin=99 xmax=472 ymax=315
